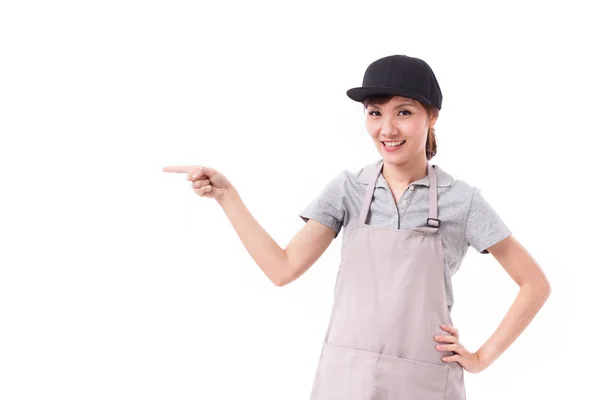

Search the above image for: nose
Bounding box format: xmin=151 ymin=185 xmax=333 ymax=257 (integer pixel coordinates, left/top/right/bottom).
xmin=379 ymin=115 xmax=397 ymax=138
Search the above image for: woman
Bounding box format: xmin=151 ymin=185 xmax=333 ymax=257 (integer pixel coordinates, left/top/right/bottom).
xmin=163 ymin=55 xmax=551 ymax=399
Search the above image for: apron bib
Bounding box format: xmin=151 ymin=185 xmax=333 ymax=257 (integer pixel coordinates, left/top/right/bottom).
xmin=310 ymin=160 xmax=466 ymax=400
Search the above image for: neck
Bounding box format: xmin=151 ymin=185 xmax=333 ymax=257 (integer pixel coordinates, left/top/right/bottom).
xmin=382 ymin=158 xmax=428 ymax=187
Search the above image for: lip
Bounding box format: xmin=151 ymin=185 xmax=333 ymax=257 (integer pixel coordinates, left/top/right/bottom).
xmin=381 ymin=140 xmax=406 ymax=152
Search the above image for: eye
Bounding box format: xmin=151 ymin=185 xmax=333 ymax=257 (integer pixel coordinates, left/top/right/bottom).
xmin=367 ymin=110 xmax=412 ymax=116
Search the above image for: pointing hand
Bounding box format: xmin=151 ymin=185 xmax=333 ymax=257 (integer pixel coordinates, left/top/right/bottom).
xmin=162 ymin=165 xmax=235 ymax=202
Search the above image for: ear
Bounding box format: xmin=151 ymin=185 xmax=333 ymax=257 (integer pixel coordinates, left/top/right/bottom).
xmin=429 ymin=114 xmax=438 ymax=127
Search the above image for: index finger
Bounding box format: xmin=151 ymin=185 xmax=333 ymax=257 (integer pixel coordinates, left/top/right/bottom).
xmin=441 ymin=324 xmax=458 ymax=337
xmin=162 ymin=166 xmax=203 ymax=173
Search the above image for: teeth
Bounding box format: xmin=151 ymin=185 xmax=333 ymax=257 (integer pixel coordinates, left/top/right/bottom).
xmin=383 ymin=140 xmax=406 ymax=147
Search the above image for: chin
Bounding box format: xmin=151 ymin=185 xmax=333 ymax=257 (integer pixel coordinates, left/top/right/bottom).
xmin=380 ymin=149 xmax=416 ymax=163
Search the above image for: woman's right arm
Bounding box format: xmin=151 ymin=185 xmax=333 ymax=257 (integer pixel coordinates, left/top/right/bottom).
xmin=218 ymin=189 xmax=336 ymax=286
xmin=163 ymin=164 xmax=335 ymax=286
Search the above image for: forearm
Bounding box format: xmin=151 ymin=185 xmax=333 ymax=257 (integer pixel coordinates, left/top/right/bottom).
xmin=216 ymin=189 xmax=289 ymax=286
xmin=477 ymin=282 xmax=550 ymax=368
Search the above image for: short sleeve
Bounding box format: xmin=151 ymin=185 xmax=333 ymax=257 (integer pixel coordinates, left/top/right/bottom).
xmin=299 ymin=171 xmax=346 ymax=238
xmin=464 ymin=187 xmax=512 ymax=254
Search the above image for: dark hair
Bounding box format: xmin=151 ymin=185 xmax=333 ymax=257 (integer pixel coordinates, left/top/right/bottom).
xmin=361 ymin=94 xmax=439 ymax=160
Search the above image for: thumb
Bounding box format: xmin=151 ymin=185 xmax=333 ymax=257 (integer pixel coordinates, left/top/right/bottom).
xmin=193 ymin=166 xmax=217 ymax=179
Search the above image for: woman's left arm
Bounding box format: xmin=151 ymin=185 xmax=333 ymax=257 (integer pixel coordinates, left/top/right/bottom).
xmin=477 ymin=234 xmax=551 ymax=367
xmin=436 ymin=234 xmax=551 ymax=373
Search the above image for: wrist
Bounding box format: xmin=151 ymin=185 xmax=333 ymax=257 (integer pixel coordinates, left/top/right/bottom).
xmin=476 ymin=348 xmax=495 ymax=370
xmin=217 ymin=188 xmax=239 ymax=206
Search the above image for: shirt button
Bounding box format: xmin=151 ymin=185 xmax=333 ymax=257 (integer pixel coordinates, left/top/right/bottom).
xmin=402 ymin=200 xmax=407 ymax=205
xmin=409 ymin=185 xmax=414 ymax=190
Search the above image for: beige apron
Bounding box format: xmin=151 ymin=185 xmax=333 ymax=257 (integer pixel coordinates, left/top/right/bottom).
xmin=310 ymin=160 xmax=466 ymax=399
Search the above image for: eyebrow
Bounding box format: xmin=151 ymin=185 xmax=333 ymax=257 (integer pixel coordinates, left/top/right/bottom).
xmin=367 ymin=102 xmax=415 ymax=109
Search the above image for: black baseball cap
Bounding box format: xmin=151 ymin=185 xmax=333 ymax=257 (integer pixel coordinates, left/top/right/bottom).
xmin=346 ymin=55 xmax=443 ymax=110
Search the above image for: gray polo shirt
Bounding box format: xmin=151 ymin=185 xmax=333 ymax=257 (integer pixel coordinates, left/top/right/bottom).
xmin=299 ymin=159 xmax=512 ymax=312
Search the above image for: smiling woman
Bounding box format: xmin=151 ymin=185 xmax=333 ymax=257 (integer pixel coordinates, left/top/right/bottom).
xmin=362 ymin=94 xmax=439 ymax=162
xmin=297 ymin=54 xmax=551 ymax=400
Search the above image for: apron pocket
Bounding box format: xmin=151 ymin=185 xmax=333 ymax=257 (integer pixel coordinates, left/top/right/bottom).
xmin=311 ymin=342 xmax=377 ymax=400
xmin=373 ymin=352 xmax=449 ymax=400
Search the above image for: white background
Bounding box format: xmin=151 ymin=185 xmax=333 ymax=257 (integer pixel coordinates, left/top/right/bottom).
xmin=1 ymin=0 xmax=598 ymax=399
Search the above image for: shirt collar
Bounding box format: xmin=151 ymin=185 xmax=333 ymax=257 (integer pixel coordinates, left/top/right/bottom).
xmin=356 ymin=159 xmax=454 ymax=188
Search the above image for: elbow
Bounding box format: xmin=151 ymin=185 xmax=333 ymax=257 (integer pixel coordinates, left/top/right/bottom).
xmin=518 ymin=278 xmax=551 ymax=306
xmin=272 ymin=273 xmax=289 ymax=287
xmin=527 ymin=278 xmax=551 ymax=302
xmin=538 ymin=274 xmax=552 ymax=299
xmin=272 ymin=259 xmax=294 ymax=287
xmin=273 ymin=278 xmax=286 ymax=287
xmin=541 ymin=280 xmax=551 ymax=300
xmin=273 ymin=279 xmax=288 ymax=287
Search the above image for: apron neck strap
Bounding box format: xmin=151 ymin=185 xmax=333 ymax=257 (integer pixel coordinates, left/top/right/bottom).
xmin=358 ymin=159 xmax=441 ymax=233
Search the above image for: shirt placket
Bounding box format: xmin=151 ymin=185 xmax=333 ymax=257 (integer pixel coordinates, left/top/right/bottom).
xmin=397 ymin=184 xmax=416 ymax=228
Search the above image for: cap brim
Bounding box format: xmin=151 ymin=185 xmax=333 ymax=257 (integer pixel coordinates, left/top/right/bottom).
xmin=346 ymin=86 xmax=431 ymax=106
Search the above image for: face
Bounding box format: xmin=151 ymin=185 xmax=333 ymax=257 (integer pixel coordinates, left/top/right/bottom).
xmin=365 ymin=96 xmax=437 ymax=164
